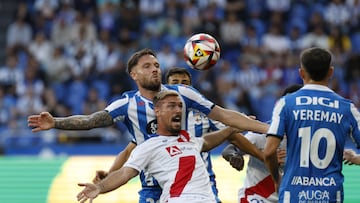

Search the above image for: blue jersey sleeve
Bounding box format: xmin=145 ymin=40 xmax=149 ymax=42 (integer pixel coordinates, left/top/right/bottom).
xmin=166 ymin=84 xmax=215 ymax=116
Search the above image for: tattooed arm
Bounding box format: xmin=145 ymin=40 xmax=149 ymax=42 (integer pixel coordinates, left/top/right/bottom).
xmin=28 ymin=111 xmax=114 ymax=132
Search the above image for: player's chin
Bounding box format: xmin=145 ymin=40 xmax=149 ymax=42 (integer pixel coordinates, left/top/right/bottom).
xmin=170 ymin=123 xmax=181 ymax=132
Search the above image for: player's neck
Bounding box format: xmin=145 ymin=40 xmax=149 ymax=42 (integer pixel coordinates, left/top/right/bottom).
xmin=304 ymin=79 xmax=328 ymax=87
xmin=139 ymin=87 xmax=160 ymax=101
xmin=157 ymin=127 xmax=180 ymax=137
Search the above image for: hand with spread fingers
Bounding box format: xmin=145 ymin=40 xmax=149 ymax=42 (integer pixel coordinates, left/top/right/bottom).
xmin=77 ymin=183 xmax=101 ymax=203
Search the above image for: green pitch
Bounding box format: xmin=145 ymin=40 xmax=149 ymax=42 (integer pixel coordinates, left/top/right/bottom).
xmin=0 ymin=156 xmax=358 ymax=203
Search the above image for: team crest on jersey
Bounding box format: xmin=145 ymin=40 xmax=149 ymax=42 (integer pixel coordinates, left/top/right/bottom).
xmin=146 ymin=119 xmax=157 ymax=134
xmin=193 ymin=112 xmax=203 ymax=125
xmin=166 ymin=146 xmax=182 ymax=157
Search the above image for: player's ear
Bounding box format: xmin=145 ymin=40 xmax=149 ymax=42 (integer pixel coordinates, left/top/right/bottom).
xmin=154 ymin=107 xmax=160 ymax=116
xmin=298 ymin=67 xmax=305 ymax=80
xmin=129 ymin=70 xmax=136 ymax=80
xmin=327 ymin=66 xmax=334 ymax=79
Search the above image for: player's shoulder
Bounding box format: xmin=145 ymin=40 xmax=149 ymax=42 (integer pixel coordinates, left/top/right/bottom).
xmin=122 ymin=90 xmax=138 ymax=98
xmin=164 ymin=84 xmax=200 ymax=95
xmin=108 ymin=90 xmax=137 ymax=103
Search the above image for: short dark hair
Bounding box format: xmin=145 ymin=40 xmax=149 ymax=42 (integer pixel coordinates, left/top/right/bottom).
xmin=153 ymin=90 xmax=180 ymax=107
xmin=300 ymin=47 xmax=332 ymax=81
xmin=127 ymin=48 xmax=157 ymax=74
xmin=165 ymin=67 xmax=192 ymax=84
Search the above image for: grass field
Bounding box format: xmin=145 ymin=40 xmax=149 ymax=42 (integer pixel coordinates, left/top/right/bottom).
xmin=0 ymin=156 xmax=358 ymax=203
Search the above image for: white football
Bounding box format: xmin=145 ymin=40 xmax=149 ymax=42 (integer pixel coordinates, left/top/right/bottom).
xmin=183 ymin=33 xmax=221 ymax=71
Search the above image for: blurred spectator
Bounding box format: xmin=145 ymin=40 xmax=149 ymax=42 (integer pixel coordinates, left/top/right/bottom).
xmin=265 ymin=0 xmax=290 ymax=17
xmin=215 ymin=60 xmax=237 ymax=109
xmin=234 ymin=55 xmax=264 ymax=100
xmin=259 ymin=53 xmax=283 ymax=97
xmin=41 ymin=87 xmax=59 ymax=115
xmin=43 ymin=46 xmax=71 ymax=84
xmin=56 ymin=0 xmax=77 ymax=25
xmin=0 ymin=54 xmax=24 ymax=95
xmin=34 ymin=0 xmax=59 ymax=20
xmin=224 ymin=0 xmax=246 ymax=20
xmin=115 ymin=2 xmax=141 ymax=40
xmin=220 ymin=11 xmax=245 ymax=51
xmin=281 ymin=53 xmax=302 ymax=87
xmin=324 ymin=0 xmax=351 ymax=30
xmin=74 ymin=0 xmax=97 ymax=17
xmin=157 ymin=43 xmax=177 ymax=73
xmin=194 ymin=2 xmax=221 ymax=40
xmin=288 ymin=25 xmax=303 ymax=54
xmin=182 ymin=0 xmax=201 ymax=32
xmin=344 ymin=53 xmax=360 ymax=82
xmin=6 ymin=14 xmax=32 ymax=49
xmin=70 ymin=12 xmax=97 ymax=48
xmin=348 ymin=81 xmax=360 ymax=108
xmin=152 ymin=14 xmax=181 ymax=39
xmin=139 ymin=0 xmax=165 ymax=19
xmin=16 ymin=61 xmax=45 ymax=98
xmin=51 ymin=15 xmax=73 ymax=46
xmin=28 ymin=31 xmax=53 ymax=65
xmin=299 ymin=25 xmax=329 ymax=49
xmin=328 ymin=26 xmax=352 ymax=67
xmin=14 ymin=1 xmax=34 ymax=26
xmin=67 ymin=45 xmax=94 ymax=80
xmin=96 ymin=1 xmax=118 ymax=33
xmin=93 ymin=36 xmax=123 ymax=84
xmin=261 ymin=23 xmax=291 ymax=55
xmin=240 ymin=24 xmax=261 ymax=54
xmin=0 ymin=87 xmax=16 ymax=130
xmin=346 ymin=0 xmax=360 ymax=31
xmin=82 ymin=87 xmax=107 ymax=115
xmin=15 ymin=86 xmax=45 ymax=126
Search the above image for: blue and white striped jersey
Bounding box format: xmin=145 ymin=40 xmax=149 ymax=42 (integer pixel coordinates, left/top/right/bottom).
xmin=104 ymin=84 xmax=214 ymax=187
xmin=268 ymin=84 xmax=360 ymax=203
xmin=187 ymin=110 xmax=225 ymax=177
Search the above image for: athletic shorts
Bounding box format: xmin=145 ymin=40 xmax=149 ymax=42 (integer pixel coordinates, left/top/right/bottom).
xmin=138 ymin=186 xmax=162 ymax=203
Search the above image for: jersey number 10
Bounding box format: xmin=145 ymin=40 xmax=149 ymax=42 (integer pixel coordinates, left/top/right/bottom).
xmin=299 ymin=127 xmax=336 ymax=169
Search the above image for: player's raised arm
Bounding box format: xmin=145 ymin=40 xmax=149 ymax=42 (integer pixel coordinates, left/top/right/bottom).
xmin=28 ymin=110 xmax=114 ymax=132
xmin=208 ymin=105 xmax=269 ymax=134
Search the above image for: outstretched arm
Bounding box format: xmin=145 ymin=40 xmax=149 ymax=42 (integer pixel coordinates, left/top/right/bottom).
xmin=28 ymin=111 xmax=113 ymax=132
xmin=77 ymin=167 xmax=139 ymax=203
xmin=93 ymin=142 xmax=136 ymax=183
xmin=201 ymin=127 xmax=238 ymax=151
xmin=208 ymin=105 xmax=269 ymax=134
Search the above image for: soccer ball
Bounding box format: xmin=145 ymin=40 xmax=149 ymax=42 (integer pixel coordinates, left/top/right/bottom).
xmin=184 ymin=33 xmax=220 ymax=71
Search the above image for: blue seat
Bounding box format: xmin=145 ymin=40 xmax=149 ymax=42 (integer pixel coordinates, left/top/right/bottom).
xmin=290 ymin=3 xmax=309 ymax=20
xmin=65 ymin=80 xmax=88 ymax=114
xmin=351 ymin=32 xmax=360 ymax=54
xmin=91 ymin=80 xmax=110 ymax=101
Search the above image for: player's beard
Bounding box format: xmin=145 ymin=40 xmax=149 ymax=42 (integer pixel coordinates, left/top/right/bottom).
xmin=141 ymin=78 xmax=161 ymax=91
xmin=167 ymin=126 xmax=181 ymax=134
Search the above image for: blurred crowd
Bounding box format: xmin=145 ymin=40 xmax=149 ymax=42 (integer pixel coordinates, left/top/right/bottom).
xmin=1 ymin=0 xmax=360 ymax=149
